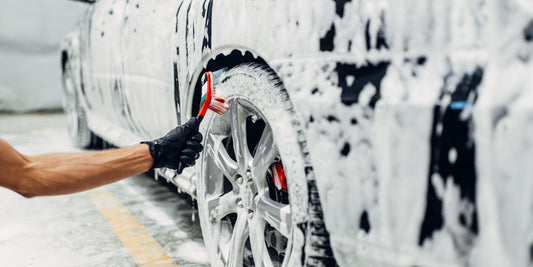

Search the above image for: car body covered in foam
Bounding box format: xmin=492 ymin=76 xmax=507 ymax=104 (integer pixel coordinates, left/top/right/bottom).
xmin=61 ymin=0 xmax=533 ymax=266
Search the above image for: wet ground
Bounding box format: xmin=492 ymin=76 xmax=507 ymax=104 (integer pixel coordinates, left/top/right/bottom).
xmin=0 ymin=113 xmax=210 ymax=266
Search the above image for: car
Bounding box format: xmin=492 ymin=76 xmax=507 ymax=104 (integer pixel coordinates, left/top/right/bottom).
xmin=60 ymin=0 xmax=533 ymax=266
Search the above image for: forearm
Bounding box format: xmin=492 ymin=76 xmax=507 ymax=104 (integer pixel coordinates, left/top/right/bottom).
xmin=16 ymin=144 xmax=152 ymax=197
xmin=0 ymin=119 xmax=202 ymax=198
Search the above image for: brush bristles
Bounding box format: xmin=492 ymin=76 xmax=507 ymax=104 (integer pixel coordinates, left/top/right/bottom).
xmin=201 ymin=71 xmax=228 ymax=115
xmin=209 ymin=98 xmax=228 ymax=115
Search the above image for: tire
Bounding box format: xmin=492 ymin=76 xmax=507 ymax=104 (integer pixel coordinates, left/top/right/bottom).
xmin=196 ymin=63 xmax=336 ymax=267
xmin=61 ymin=59 xmax=102 ymax=149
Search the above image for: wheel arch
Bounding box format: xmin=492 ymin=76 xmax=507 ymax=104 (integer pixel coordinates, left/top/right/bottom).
xmin=181 ymin=46 xmax=274 ymax=123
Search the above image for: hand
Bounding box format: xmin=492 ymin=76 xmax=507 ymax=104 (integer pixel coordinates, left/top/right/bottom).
xmin=142 ymin=118 xmax=203 ymax=170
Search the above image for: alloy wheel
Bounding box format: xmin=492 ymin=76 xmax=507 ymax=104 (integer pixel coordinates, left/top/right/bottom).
xmin=200 ymin=97 xmax=292 ymax=267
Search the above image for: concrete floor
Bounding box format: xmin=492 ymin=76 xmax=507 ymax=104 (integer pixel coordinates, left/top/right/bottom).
xmin=0 ymin=113 xmax=210 ymax=266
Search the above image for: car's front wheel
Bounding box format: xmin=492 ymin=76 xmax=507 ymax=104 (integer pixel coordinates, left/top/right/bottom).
xmin=196 ymin=64 xmax=334 ymax=267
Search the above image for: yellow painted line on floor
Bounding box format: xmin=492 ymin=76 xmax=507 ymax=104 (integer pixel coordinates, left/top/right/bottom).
xmin=89 ymin=188 xmax=178 ymax=267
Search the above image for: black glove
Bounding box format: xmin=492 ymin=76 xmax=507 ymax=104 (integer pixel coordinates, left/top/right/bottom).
xmin=142 ymin=118 xmax=203 ymax=172
xmin=177 ymin=131 xmax=203 ymax=174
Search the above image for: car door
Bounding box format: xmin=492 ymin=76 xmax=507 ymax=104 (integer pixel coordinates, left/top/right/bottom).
xmin=118 ymin=0 xmax=180 ymax=140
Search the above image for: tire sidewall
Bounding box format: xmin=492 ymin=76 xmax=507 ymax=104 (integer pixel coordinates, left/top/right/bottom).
xmin=62 ymin=61 xmax=92 ymax=148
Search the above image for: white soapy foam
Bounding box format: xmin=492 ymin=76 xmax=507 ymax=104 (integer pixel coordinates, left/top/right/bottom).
xmin=122 ymin=180 xmax=177 ymax=227
xmin=175 ymin=241 xmax=210 ymax=264
xmin=63 ymin=0 xmax=533 ymax=265
xmin=211 ymin=0 xmax=533 ymax=266
xmin=449 ymin=148 xmax=458 ymax=164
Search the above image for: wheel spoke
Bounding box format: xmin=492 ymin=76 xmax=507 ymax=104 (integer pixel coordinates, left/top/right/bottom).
xmin=207 ymin=193 xmax=239 ymax=221
xmin=256 ymin=195 xmax=292 ymax=237
xmin=230 ymin=101 xmax=252 ymax=171
xmin=207 ymin=133 xmax=239 ymax=184
xmin=227 ymin=210 xmax=249 ymax=267
xmin=248 ymin=215 xmax=275 ymax=267
xmin=251 ymin=125 xmax=278 ymax=191
xmin=212 ymin=222 xmax=224 ymax=260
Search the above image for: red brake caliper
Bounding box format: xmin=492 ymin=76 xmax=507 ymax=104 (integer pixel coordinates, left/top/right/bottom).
xmin=271 ymin=161 xmax=288 ymax=192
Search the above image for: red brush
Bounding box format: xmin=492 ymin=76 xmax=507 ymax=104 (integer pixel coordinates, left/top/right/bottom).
xmin=197 ymin=70 xmax=228 ymax=122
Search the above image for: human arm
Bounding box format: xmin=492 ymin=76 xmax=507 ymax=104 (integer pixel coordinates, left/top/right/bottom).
xmin=0 ymin=118 xmax=202 ymax=198
xmin=0 ymin=139 xmax=152 ymax=198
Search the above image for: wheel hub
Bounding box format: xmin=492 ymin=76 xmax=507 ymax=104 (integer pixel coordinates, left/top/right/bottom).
xmin=235 ymin=171 xmax=258 ymax=211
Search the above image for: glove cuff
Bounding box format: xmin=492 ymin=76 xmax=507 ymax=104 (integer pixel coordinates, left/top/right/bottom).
xmin=141 ymin=140 xmax=160 ymax=169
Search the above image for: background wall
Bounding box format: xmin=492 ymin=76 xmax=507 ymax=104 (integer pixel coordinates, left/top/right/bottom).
xmin=0 ymin=0 xmax=88 ymax=112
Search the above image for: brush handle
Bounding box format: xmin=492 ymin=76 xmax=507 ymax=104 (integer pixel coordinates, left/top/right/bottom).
xmin=177 ymin=116 xmax=203 ymax=174
xmin=198 ymin=72 xmax=213 ymax=118
xmin=196 ymin=115 xmax=204 ymax=128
